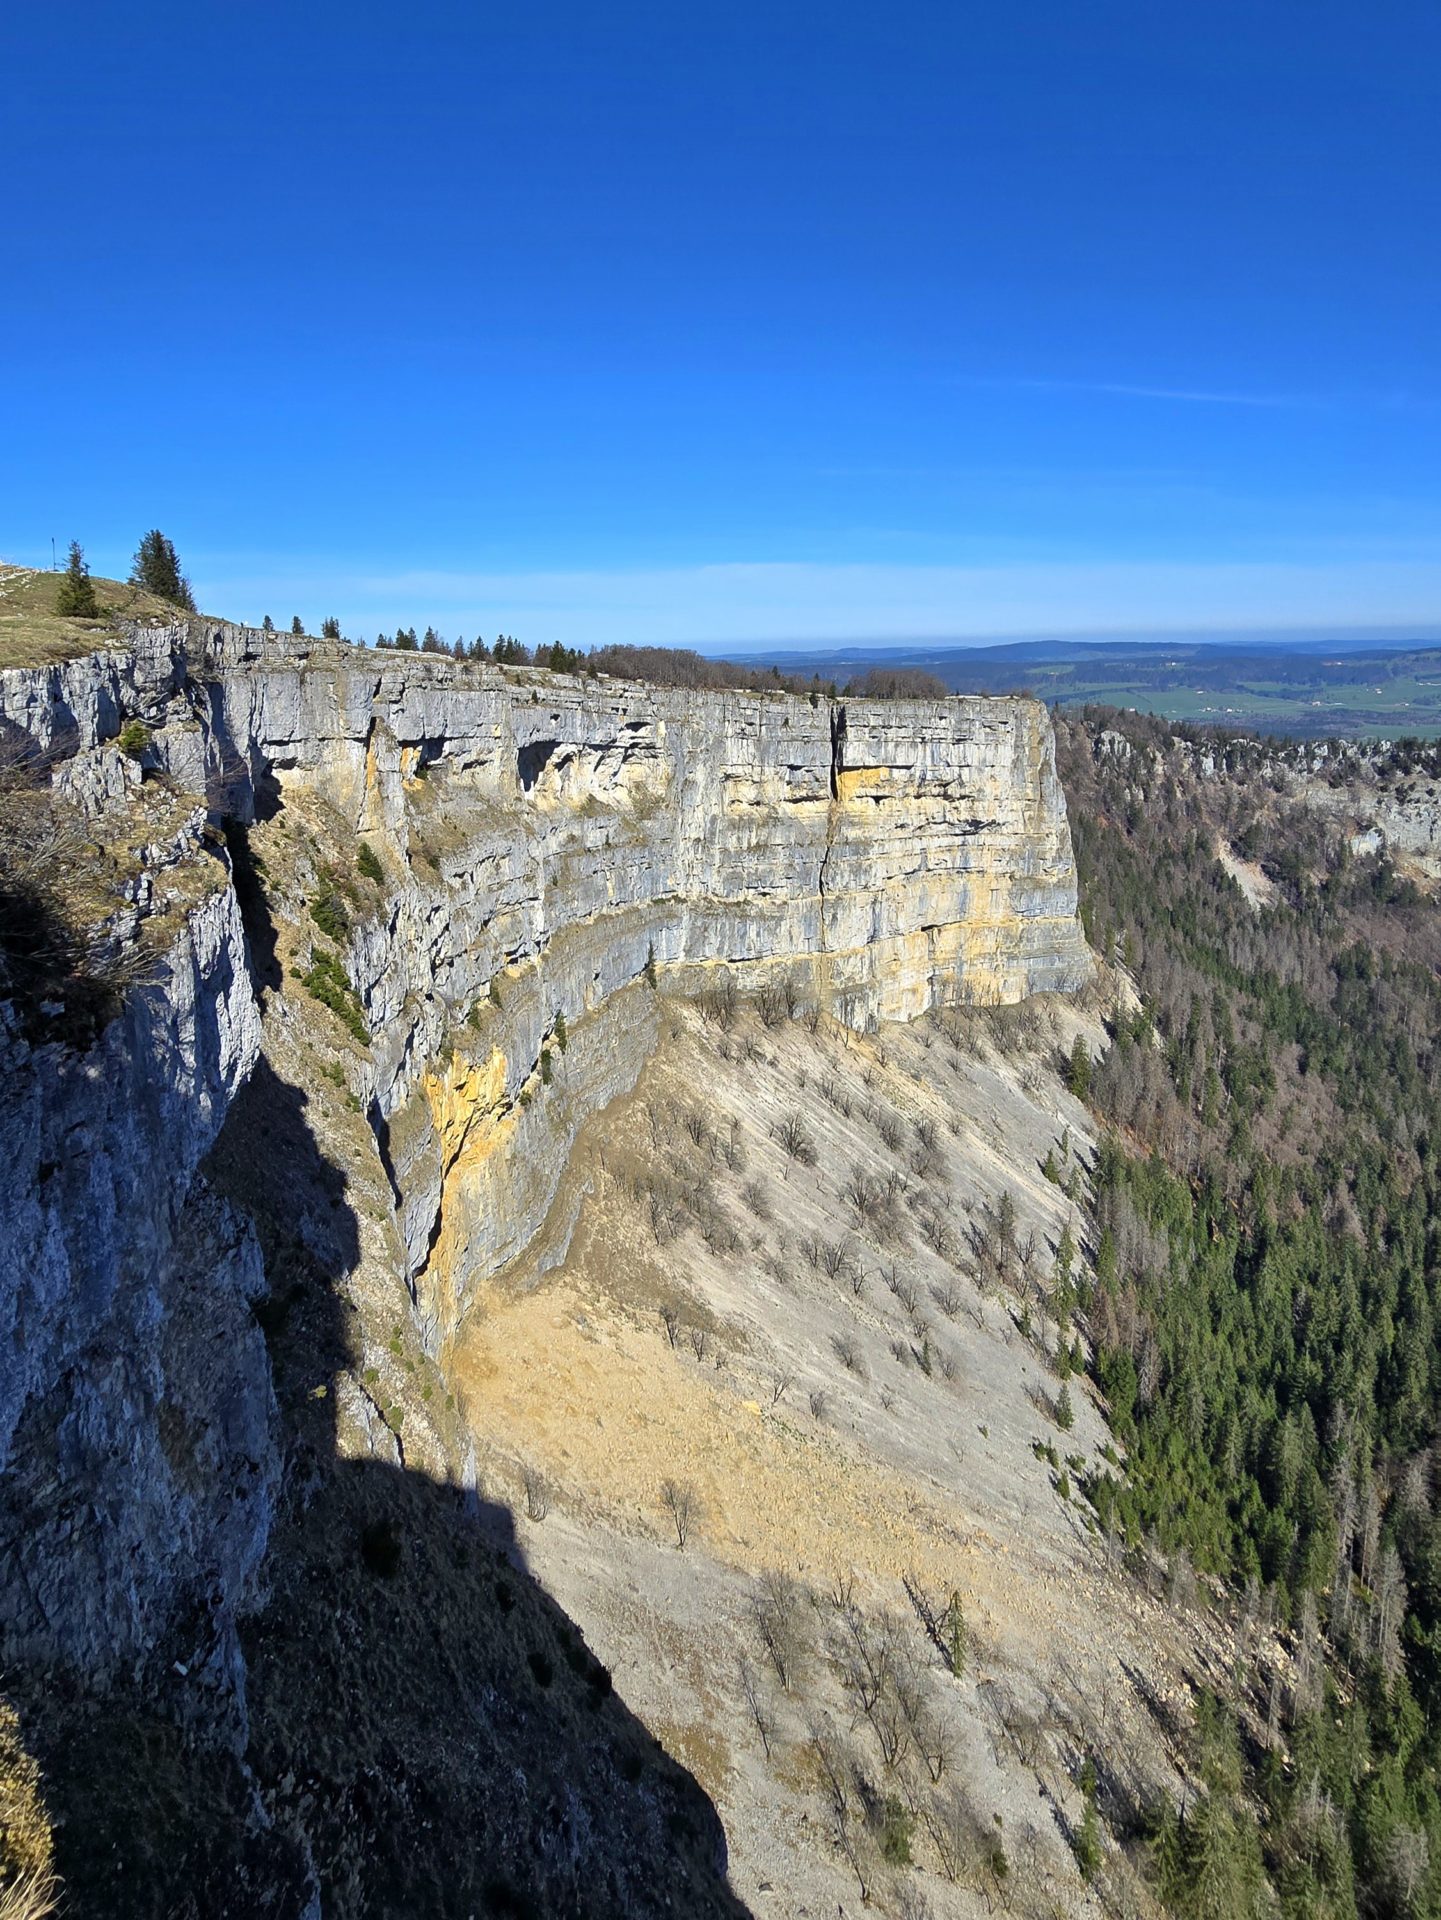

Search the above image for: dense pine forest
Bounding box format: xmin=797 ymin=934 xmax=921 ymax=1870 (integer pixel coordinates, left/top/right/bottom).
xmin=1057 ymin=710 xmax=1441 ymax=1918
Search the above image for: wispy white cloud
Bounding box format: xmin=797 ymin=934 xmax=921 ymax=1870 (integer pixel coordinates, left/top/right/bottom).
xmin=963 ymin=375 xmax=1440 ymax=412
xmin=1088 ymin=382 xmax=1310 ymax=408
xmin=967 ymin=375 xmax=1320 ymax=409
xmin=195 ymin=557 xmax=1441 ymax=651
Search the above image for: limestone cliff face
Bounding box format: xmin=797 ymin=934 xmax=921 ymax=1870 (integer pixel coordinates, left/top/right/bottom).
xmin=192 ymin=630 xmax=1087 ymax=1333
xmin=0 ymin=874 xmax=275 ymax=1685
xmin=2 ymin=625 xmax=1089 ymax=1358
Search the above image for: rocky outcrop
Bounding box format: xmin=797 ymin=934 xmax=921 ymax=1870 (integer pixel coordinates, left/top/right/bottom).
xmin=0 ymin=624 xmax=1091 ymax=1670
xmin=0 ymin=875 xmax=274 ymax=1686
xmin=1150 ymin=731 xmax=1441 ymax=884
xmin=2 ymin=625 xmax=1090 ymax=1357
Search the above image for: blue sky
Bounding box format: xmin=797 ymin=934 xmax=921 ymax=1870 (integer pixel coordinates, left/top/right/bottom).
xmin=4 ymin=2 xmax=1439 ymax=648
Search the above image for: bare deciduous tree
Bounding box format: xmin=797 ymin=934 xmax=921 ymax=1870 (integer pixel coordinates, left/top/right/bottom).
xmin=661 ymin=1477 xmax=702 ymax=1548
xmin=522 ymin=1464 xmax=549 ymax=1522
xmin=752 ymin=1570 xmax=807 ymax=1692
xmin=737 ymin=1654 xmax=775 ymax=1758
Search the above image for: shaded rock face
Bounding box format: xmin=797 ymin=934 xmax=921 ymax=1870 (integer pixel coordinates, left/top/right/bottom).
xmin=0 ymin=624 xmax=1091 ymax=1671
xmin=0 ymin=880 xmax=274 ymax=1687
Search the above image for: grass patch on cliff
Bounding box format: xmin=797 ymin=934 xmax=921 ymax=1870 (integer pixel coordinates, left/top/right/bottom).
xmin=0 ymin=564 xmax=184 ymax=669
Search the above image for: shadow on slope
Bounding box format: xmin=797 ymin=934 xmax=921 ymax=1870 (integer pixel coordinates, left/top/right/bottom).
xmin=28 ymin=1057 xmax=748 ymax=1919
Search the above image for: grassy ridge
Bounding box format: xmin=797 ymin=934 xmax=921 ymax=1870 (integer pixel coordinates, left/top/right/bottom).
xmin=0 ymin=564 xmax=186 ymax=670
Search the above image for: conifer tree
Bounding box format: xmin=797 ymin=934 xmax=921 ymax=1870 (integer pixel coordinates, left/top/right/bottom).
xmin=291 ymin=616 xmax=304 ymax=635
xmin=129 ymin=530 xmax=196 ymax=609
xmin=321 ymin=616 xmax=341 ymax=639
xmin=262 ymin=614 xmax=275 ymax=632
xmin=56 ymin=540 xmax=99 ymax=617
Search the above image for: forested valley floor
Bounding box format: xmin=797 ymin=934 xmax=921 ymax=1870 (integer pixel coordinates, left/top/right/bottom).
xmin=1057 ymin=708 xmax=1441 ymax=1919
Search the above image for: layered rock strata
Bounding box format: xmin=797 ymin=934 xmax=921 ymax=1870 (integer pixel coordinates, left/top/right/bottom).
xmin=0 ymin=623 xmax=1090 ymax=1671
xmin=17 ymin=628 xmax=1085 ymax=1326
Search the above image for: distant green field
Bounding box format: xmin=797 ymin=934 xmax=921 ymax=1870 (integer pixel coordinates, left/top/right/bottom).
xmin=1037 ymin=669 xmax=1441 ymax=737
xmin=942 ymin=645 xmax=1441 ymax=737
xmin=757 ymin=636 xmax=1441 ymax=737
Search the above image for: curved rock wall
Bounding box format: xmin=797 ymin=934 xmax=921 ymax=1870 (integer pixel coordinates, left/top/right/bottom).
xmin=181 ymin=630 xmax=1090 ymax=1336
xmin=2 ymin=625 xmax=1090 ymax=1353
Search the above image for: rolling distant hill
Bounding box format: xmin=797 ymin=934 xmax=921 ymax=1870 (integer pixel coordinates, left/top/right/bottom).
xmin=737 ymin=632 xmax=1441 ymax=737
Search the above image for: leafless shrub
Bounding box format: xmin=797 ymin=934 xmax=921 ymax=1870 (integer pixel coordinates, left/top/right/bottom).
xmin=809 ymin=1388 xmax=830 ymax=1421
xmin=833 ymin=1334 xmax=868 ymax=1377
xmin=930 ymin=1282 xmax=963 ymax=1318
xmin=891 ymin=1879 xmax=934 ymax=1920
xmin=742 ymin=1178 xmax=771 ymax=1219
xmin=698 ymin=1205 xmax=742 ymax=1255
xmin=752 ymin=1570 xmax=807 ymax=1691
xmin=688 ymin=1324 xmax=709 ymax=1362
xmin=891 ymin=1339 xmax=911 ymax=1368
xmin=647 ymin=1180 xmax=685 ymax=1245
xmin=522 ymin=1464 xmax=549 ymax=1522
xmin=819 ymin=1235 xmax=857 ymax=1284
xmin=896 ymin=1651 xmax=951 ymax=1783
xmin=761 ymin=1248 xmax=789 ymax=1286
xmin=661 ymin=1477 xmax=702 ymax=1548
xmin=884 ymin=1267 xmax=918 ymax=1315
xmin=919 ymin=1212 xmax=957 ymax=1260
xmin=848 ymin=1165 xmax=908 ymax=1245
xmin=699 ymin=967 xmax=738 ymax=1028
xmin=773 ymin=1110 xmax=818 ymax=1173
xmin=660 ymin=1303 xmax=682 ymax=1348
xmin=683 ymin=1106 xmax=710 ymax=1149
xmin=924 ymin=1781 xmax=985 ymax=1884
xmin=721 ymin=1120 xmax=747 ymax=1172
xmin=829 ymin=1568 xmax=857 ymax=1611
xmin=834 ymin=1606 xmax=897 ymax=1716
xmin=879 ymin=1386 xmax=896 ymax=1413
xmin=768 ymin=1370 xmax=794 ymax=1408
xmin=848 ymin=1262 xmax=869 ymax=1299
xmin=757 ymin=981 xmax=788 ymax=1029
xmin=843 ymin=1164 xmax=877 ymax=1217
xmin=914 ymin=1116 xmax=938 ymax=1152
xmin=987 ymin=1680 xmax=1050 ymax=1768
xmin=737 ymin=1654 xmax=776 ymax=1759
xmin=807 ymin=1719 xmax=873 ymax=1902
xmin=876 ymin=1110 xmax=904 ymax=1153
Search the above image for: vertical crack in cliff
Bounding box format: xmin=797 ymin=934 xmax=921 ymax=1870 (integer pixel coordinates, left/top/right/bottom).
xmin=818 ymin=704 xmax=846 ymax=958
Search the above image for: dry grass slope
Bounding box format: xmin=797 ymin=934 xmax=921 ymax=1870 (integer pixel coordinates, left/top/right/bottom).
xmin=0 ymin=1703 xmax=55 ymax=1920
xmin=0 ymin=563 xmax=182 ymax=669
xmin=450 ymin=989 xmax=1229 ymax=1917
